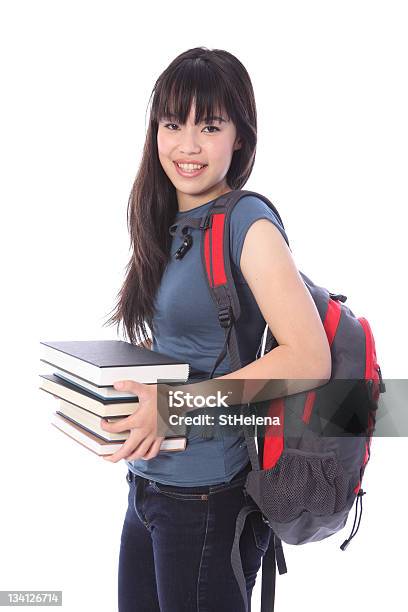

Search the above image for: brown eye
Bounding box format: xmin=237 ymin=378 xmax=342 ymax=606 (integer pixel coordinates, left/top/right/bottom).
xmin=203 ymin=126 xmax=220 ymax=133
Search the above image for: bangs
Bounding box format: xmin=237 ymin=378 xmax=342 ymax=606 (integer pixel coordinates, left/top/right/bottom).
xmin=152 ymin=59 xmax=233 ymax=125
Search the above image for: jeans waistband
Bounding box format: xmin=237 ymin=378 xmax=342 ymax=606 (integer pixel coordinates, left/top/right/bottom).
xmin=126 ymin=461 xmax=251 ymax=493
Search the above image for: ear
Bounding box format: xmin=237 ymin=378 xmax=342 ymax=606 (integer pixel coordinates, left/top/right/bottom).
xmin=234 ymin=137 xmax=242 ymax=151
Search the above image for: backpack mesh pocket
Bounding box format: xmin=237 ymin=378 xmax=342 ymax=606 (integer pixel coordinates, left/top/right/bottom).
xmin=246 ymin=448 xmax=354 ymax=523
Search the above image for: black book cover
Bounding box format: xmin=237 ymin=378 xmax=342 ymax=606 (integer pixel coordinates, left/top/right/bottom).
xmin=40 ymin=340 xmax=187 ymax=368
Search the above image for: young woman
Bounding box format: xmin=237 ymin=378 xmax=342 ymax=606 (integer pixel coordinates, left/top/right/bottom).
xmin=101 ymin=47 xmax=331 ymax=612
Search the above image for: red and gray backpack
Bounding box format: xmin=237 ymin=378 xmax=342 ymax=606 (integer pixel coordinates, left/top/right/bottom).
xmin=170 ymin=189 xmax=385 ymax=612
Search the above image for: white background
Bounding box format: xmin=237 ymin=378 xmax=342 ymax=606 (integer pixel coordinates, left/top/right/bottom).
xmin=1 ymin=1 xmax=407 ymax=610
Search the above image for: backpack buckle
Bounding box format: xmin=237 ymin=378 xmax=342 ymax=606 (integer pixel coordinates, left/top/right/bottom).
xmin=199 ymin=213 xmax=213 ymax=230
xmin=218 ymin=305 xmax=233 ymax=328
xmin=377 ymin=365 xmax=386 ymax=393
xmin=329 ymin=292 xmax=348 ymax=303
xmin=262 ymin=514 xmax=270 ymax=525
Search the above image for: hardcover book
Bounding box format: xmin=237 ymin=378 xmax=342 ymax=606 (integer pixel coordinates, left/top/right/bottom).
xmin=40 ymin=340 xmax=190 ymax=386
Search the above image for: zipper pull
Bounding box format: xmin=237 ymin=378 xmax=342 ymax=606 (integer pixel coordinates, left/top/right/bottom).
xmin=340 ymin=489 xmax=366 ymax=551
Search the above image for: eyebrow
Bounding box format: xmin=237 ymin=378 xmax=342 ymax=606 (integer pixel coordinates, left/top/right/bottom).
xmin=205 ymin=115 xmax=228 ymax=123
xmin=161 ymin=113 xmax=228 ymax=123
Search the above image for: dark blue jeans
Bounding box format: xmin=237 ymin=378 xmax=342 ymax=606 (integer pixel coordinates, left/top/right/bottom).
xmin=118 ymin=461 xmax=271 ymax=612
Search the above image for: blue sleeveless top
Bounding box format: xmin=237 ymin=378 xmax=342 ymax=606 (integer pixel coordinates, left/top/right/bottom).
xmin=126 ymin=194 xmax=287 ymax=485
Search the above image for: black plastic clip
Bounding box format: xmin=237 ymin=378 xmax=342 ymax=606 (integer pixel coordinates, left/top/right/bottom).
xmin=329 ymin=292 xmax=348 ymax=302
xmin=174 ymin=232 xmax=193 ymax=260
xmin=377 ymin=365 xmax=386 ymax=393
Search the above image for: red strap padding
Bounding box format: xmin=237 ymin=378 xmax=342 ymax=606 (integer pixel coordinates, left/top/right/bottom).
xmin=323 ymin=298 xmax=342 ymax=346
xmin=262 ymin=398 xmax=285 ymax=469
xmin=302 ymin=390 xmax=316 ymax=424
xmin=203 ymin=213 xmax=227 ymax=287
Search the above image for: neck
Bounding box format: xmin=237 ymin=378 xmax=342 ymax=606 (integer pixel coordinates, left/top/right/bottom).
xmin=177 ymin=185 xmax=233 ymax=213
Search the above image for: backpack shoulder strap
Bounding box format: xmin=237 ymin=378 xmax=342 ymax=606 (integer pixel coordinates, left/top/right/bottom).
xmin=198 ymin=190 xmax=285 ymax=462
xmin=231 ymin=499 xmax=288 ymax=612
xmin=200 ymin=189 xmax=288 ymax=380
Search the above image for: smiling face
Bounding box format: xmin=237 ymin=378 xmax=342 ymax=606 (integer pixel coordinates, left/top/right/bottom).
xmin=157 ymin=99 xmax=242 ymax=212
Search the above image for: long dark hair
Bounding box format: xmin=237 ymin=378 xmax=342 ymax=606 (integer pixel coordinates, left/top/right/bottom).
xmin=103 ymin=47 xmax=257 ymax=345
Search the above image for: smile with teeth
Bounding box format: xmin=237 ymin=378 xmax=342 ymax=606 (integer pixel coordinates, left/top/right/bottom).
xmin=176 ymin=162 xmax=207 ymax=172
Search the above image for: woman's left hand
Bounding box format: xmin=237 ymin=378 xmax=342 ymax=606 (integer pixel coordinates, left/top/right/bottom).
xmin=100 ymin=380 xmax=165 ymax=462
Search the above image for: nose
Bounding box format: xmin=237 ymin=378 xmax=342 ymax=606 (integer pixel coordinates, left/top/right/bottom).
xmin=178 ymin=126 xmax=201 ymax=154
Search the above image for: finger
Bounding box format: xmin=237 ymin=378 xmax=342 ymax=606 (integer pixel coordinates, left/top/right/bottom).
xmin=100 ymin=415 xmax=136 ymax=433
xmin=140 ymin=438 xmax=163 ymax=460
xmin=139 ymin=438 xmax=156 ymax=460
xmin=102 ymin=431 xmax=146 ymax=463
xmin=135 ymin=436 xmax=157 ymax=460
xmin=113 ymin=379 xmax=148 ymax=399
xmin=125 ymin=436 xmax=156 ymax=461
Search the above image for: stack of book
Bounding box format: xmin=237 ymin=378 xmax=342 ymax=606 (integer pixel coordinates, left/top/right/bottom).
xmin=39 ymin=340 xmax=190 ymax=456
